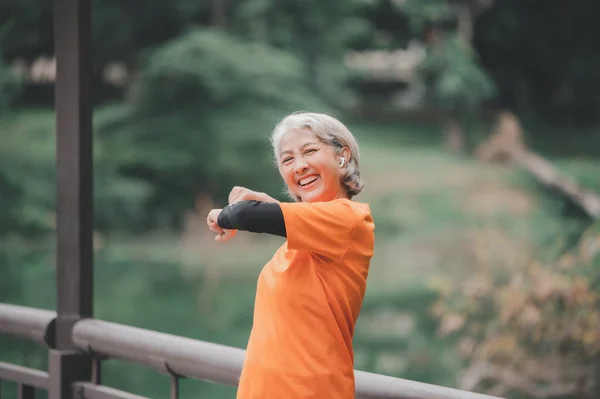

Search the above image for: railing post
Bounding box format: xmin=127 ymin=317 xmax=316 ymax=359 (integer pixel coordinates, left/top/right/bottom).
xmin=49 ymin=0 xmax=94 ymax=398
xmin=18 ymin=384 xmax=34 ymax=399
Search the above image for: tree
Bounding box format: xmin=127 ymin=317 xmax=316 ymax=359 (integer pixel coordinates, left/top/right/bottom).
xmin=399 ymin=0 xmax=496 ymax=152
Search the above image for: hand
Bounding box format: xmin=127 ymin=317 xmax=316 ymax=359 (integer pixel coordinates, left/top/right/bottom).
xmin=206 ymin=209 xmax=237 ymax=242
xmin=228 ymin=186 xmax=279 ymax=204
xmin=228 ymin=186 xmax=262 ymax=204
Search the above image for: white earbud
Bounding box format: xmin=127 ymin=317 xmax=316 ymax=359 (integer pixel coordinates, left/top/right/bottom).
xmin=340 ymin=157 xmax=345 ymax=167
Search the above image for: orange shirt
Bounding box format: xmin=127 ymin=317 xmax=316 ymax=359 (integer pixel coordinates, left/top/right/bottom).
xmin=237 ymin=198 xmax=375 ymax=399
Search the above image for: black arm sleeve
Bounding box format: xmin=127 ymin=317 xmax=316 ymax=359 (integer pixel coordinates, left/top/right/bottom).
xmin=217 ymin=200 xmax=287 ymax=238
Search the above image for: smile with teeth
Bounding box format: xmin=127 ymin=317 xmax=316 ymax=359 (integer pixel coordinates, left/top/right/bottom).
xmin=298 ymin=175 xmax=319 ymax=187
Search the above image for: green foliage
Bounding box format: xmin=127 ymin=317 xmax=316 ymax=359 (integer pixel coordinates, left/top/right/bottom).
xmin=98 ymin=29 xmax=329 ymax=229
xmin=400 ymin=0 xmax=497 ymax=117
xmin=132 ymin=29 xmax=322 ymax=111
xmin=400 ymin=0 xmax=454 ymax=32
xmin=555 ymin=160 xmax=600 ymax=194
xmin=355 ymin=284 xmax=461 ymax=387
xmin=475 ymin=0 xmax=600 ymax=123
xmin=232 ymin=0 xmax=366 ymax=52
xmin=418 ymin=36 xmax=496 ymax=117
xmin=0 ymin=50 xmax=21 ymax=115
xmin=0 ymin=1 xmax=53 ymax=60
xmin=229 ymin=0 xmax=366 ymax=107
xmin=92 ymin=0 xmax=185 ymax=65
xmin=3 ymin=0 xmax=600 ymax=126
xmin=431 ymin=222 xmax=600 ymax=398
xmin=0 ymin=108 xmax=159 ymax=235
xmin=0 ymin=112 xmax=54 ymax=237
xmin=399 ymin=0 xmax=497 ymax=148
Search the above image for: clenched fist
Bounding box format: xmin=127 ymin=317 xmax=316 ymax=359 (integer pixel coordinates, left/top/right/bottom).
xmin=206 ymin=209 xmax=237 ymax=242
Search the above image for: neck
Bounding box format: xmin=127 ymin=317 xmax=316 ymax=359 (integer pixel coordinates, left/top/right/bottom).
xmin=333 ymin=188 xmax=350 ymax=201
xmin=298 ymin=192 xmax=350 ymax=203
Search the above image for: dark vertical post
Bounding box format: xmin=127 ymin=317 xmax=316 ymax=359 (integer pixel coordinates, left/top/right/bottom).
xmin=91 ymin=358 xmax=101 ymax=385
xmin=49 ymin=0 xmax=93 ymax=398
xmin=18 ymin=384 xmax=35 ymax=399
xmin=54 ymin=0 xmax=94 ymax=340
xmin=170 ymin=376 xmax=179 ymax=399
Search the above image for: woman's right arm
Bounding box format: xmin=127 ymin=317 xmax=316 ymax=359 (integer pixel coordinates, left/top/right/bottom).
xmin=217 ymin=200 xmax=287 ymax=238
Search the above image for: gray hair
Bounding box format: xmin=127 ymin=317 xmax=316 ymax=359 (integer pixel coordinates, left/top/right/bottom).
xmin=270 ymin=112 xmax=365 ymax=201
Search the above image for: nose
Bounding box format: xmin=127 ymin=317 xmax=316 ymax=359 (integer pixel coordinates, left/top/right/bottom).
xmin=293 ymin=157 xmax=308 ymax=174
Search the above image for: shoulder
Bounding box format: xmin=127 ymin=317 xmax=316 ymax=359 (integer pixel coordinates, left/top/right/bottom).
xmin=278 ymin=198 xmax=374 ymax=260
xmin=341 ymin=199 xmax=372 ymax=219
xmin=333 ymin=199 xmax=374 ymax=227
xmin=344 ymin=199 xmax=374 ymax=235
xmin=312 ymin=198 xmax=375 ymax=241
xmin=343 ymin=200 xmax=375 ymax=257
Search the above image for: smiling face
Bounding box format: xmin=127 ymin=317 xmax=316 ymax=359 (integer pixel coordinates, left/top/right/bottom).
xmin=278 ymin=128 xmax=349 ymax=203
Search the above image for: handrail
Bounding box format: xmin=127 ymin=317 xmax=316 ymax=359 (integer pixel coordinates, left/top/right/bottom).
xmin=353 ymin=370 xmax=499 ymax=399
xmin=72 ymin=382 xmax=150 ymax=399
xmin=0 ymin=362 xmax=49 ymax=389
xmin=73 ymin=319 xmax=245 ymax=385
xmin=0 ymin=304 xmax=56 ymax=347
xmin=0 ymin=305 xmax=503 ymax=399
xmin=73 ymin=319 xmax=503 ymax=399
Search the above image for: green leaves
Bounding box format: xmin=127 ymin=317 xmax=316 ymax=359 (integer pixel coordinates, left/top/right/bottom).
xmin=132 ymin=30 xmax=318 ymax=109
xmin=419 ymin=36 xmax=496 ymax=115
xmin=0 ymin=51 xmax=21 ymax=116
xmin=399 ymin=0 xmax=454 ymax=32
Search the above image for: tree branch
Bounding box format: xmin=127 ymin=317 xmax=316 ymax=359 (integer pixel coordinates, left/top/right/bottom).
xmin=475 ymin=111 xmax=600 ymax=220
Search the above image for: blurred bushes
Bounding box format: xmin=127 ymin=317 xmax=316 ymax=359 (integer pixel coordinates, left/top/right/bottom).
xmin=431 ymin=222 xmax=600 ymax=398
xmin=0 ymin=113 xmax=54 ymax=237
xmin=417 ymin=36 xmax=496 ymax=119
xmin=0 ymin=50 xmax=21 ymax=115
xmin=96 ymin=29 xmax=332 ymax=231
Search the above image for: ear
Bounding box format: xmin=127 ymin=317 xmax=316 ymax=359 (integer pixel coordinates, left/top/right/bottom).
xmin=339 ymin=147 xmax=351 ymax=168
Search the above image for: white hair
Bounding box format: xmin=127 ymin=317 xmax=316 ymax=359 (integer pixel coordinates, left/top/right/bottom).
xmin=270 ymin=112 xmax=365 ymax=201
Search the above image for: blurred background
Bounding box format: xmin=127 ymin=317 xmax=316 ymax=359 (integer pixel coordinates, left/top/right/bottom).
xmin=1 ymin=0 xmax=600 ymax=398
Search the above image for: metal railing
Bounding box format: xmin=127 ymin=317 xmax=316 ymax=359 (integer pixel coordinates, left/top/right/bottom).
xmin=0 ymin=303 xmax=503 ymax=399
xmin=0 ymin=304 xmax=54 ymax=399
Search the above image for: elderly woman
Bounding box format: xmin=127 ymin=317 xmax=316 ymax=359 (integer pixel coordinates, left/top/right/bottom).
xmin=206 ymin=112 xmax=375 ymax=399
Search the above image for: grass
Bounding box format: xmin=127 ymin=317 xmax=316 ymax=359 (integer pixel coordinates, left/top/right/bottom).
xmin=3 ymin=106 xmax=600 ymax=398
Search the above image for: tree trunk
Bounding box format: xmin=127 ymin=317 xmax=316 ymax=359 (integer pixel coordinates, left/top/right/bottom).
xmin=211 ymin=0 xmax=227 ymax=28
xmin=445 ymin=3 xmax=475 ymax=152
xmin=445 ymin=118 xmax=465 ymax=153
xmin=476 ymin=111 xmax=600 ymax=220
xmin=514 ymin=152 xmax=600 ymax=219
xmin=457 ymin=4 xmax=473 ymax=44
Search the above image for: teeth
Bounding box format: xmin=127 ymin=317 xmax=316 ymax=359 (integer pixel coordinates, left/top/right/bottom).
xmin=299 ymin=176 xmax=318 ymax=186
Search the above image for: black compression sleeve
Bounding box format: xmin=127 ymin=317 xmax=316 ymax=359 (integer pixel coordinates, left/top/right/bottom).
xmin=217 ymin=200 xmax=287 ymax=238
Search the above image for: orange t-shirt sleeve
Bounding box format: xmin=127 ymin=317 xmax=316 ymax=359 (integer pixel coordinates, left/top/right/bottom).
xmin=279 ymin=201 xmax=357 ymax=261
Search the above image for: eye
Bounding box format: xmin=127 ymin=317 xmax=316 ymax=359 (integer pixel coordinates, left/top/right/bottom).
xmin=282 ymin=157 xmax=293 ymax=165
xmin=304 ymin=148 xmax=318 ymax=155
